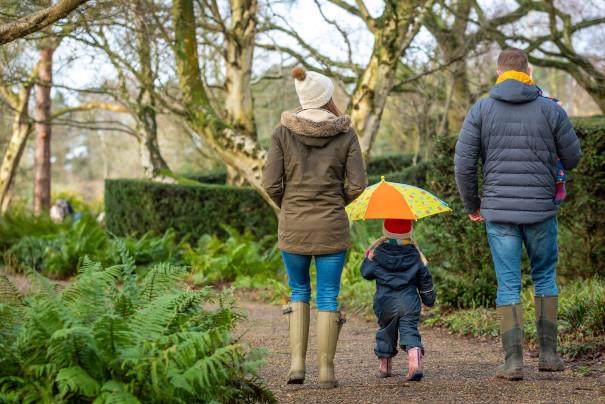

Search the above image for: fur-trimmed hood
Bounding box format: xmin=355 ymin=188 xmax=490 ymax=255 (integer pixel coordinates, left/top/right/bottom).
xmin=280 ymin=108 xmax=352 ymax=147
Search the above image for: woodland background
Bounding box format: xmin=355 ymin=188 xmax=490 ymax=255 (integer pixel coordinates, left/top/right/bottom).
xmin=0 ymin=1 xmax=603 ymax=402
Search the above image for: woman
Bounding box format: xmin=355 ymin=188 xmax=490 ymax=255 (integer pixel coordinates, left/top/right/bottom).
xmin=262 ymin=67 xmax=366 ymax=388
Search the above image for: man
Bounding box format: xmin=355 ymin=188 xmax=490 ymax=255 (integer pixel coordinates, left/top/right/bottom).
xmin=454 ymin=48 xmax=581 ymax=381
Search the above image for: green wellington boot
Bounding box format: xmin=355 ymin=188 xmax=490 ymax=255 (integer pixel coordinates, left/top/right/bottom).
xmin=496 ymin=304 xmax=524 ymax=381
xmin=535 ymin=296 xmax=565 ymax=372
xmin=283 ymin=302 xmax=310 ymax=384
xmin=317 ymin=310 xmax=345 ymax=389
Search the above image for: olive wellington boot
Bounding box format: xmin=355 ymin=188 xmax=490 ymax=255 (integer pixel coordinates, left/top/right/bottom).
xmin=496 ymin=304 xmax=524 ymax=381
xmin=535 ymin=296 xmax=565 ymax=372
xmin=317 ymin=310 xmax=345 ymax=388
xmin=283 ymin=302 xmax=310 ymax=384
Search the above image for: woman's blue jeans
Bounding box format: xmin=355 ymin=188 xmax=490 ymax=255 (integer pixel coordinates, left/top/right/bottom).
xmin=486 ymin=216 xmax=559 ymax=306
xmin=281 ymin=250 xmax=347 ymax=311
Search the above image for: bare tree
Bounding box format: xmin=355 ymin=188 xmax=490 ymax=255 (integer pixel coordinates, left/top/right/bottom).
xmin=0 ymin=0 xmax=90 ymax=45
xmin=478 ymin=0 xmax=605 ymax=112
xmin=423 ymin=0 xmax=560 ymax=132
xmin=73 ymin=0 xmax=172 ymax=178
xmin=260 ymin=0 xmax=433 ymax=159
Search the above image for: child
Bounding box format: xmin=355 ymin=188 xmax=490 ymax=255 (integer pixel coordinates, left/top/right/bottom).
xmin=360 ymin=219 xmax=435 ymax=381
xmin=554 ymin=158 xmax=566 ymax=205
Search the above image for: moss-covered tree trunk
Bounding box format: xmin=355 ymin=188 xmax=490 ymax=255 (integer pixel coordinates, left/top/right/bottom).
xmin=223 ymin=0 xmax=257 ymax=185
xmin=424 ymin=0 xmax=472 ymax=134
xmin=134 ymin=0 xmax=170 ymax=178
xmin=349 ymin=0 xmax=430 ymax=160
xmin=172 ymin=0 xmax=274 ymax=208
xmin=224 ymin=0 xmax=257 ymax=138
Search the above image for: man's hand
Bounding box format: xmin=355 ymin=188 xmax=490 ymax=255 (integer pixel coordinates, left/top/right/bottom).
xmin=468 ymin=210 xmax=485 ymax=222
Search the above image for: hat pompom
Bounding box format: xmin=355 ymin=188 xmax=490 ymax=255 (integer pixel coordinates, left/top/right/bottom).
xmin=291 ymin=66 xmax=306 ymax=81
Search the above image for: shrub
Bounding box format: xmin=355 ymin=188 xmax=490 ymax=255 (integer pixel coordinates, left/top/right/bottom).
xmin=107 ymin=229 xmax=187 ymax=268
xmin=5 ymin=215 xmax=108 ymax=278
xmin=184 ymin=226 xmax=284 ymax=288
xmin=367 ymin=153 xmax=420 ymax=176
xmin=44 ymin=216 xmax=109 ymax=278
xmin=367 ymin=160 xmax=431 ymax=188
xmin=0 ymin=251 xmax=274 ymax=403
xmin=6 ymin=236 xmax=60 ymax=272
xmin=558 ymin=116 xmax=605 ymax=276
xmin=184 ymin=170 xmax=228 ymax=184
xmin=0 ymin=210 xmax=67 ymax=254
xmin=427 ymin=278 xmax=605 ymax=357
xmin=105 ymin=179 xmax=276 ymax=241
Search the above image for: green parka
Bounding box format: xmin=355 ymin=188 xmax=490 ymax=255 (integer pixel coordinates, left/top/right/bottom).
xmin=262 ymin=108 xmax=367 ymax=255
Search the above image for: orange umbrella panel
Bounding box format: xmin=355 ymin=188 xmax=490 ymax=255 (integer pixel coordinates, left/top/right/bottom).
xmin=363 ymin=182 xmax=416 ymax=219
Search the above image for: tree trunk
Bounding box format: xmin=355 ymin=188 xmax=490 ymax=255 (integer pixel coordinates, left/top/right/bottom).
xmin=0 ymin=86 xmax=33 ymax=212
xmin=226 ymin=165 xmax=246 ymax=186
xmin=33 ymin=46 xmax=54 ymax=215
xmin=446 ymin=57 xmax=471 ymax=133
xmin=134 ymin=0 xmax=170 ymax=178
xmin=137 ymin=106 xmax=170 ymax=178
xmin=349 ymin=1 xmax=429 ymax=160
xmin=424 ymin=0 xmax=473 ymax=134
xmin=224 ymin=0 xmax=257 ymax=138
xmin=173 ymin=0 xmax=275 ymax=209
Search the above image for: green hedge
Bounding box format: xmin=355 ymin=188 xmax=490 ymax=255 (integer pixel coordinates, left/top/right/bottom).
xmin=367 ymin=153 xmax=420 ymax=176
xmin=183 ymin=170 xmax=228 ymax=184
xmin=558 ymin=116 xmax=605 ymax=276
xmin=105 ymin=179 xmax=276 ymax=240
xmin=367 ymin=160 xmax=431 ymax=188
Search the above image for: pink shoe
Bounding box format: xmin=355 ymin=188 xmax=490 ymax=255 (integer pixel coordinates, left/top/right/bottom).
xmin=405 ymin=347 xmax=423 ymax=381
xmin=378 ymin=357 xmax=392 ymax=378
xmin=554 ymin=182 xmax=566 ymax=205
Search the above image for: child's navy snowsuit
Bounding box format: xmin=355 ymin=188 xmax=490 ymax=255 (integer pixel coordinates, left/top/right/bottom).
xmin=360 ymin=242 xmax=435 ymax=358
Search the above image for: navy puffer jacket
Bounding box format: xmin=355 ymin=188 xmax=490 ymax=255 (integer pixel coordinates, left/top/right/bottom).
xmin=360 ymin=243 xmax=435 ymax=316
xmin=455 ymin=78 xmax=582 ymax=224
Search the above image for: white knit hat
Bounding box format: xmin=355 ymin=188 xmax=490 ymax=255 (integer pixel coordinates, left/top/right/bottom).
xmin=291 ymin=67 xmax=334 ymax=109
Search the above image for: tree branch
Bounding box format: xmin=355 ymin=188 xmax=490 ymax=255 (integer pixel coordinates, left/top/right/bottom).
xmin=0 ymin=0 xmax=90 ymax=45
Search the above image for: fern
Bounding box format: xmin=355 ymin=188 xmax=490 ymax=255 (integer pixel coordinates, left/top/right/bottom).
xmin=0 ymin=274 xmax=22 ymax=305
xmin=139 ymin=263 xmax=186 ymax=303
xmin=0 ymin=252 xmax=274 ymax=403
xmin=95 ymin=380 xmax=140 ymax=404
xmin=56 ymin=366 xmax=100 ymax=398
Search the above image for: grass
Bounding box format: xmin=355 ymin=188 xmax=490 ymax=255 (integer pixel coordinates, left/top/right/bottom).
xmin=426 ymin=277 xmax=605 ymax=357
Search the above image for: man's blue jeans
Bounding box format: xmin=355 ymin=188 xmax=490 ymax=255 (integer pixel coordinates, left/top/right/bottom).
xmin=486 ymin=216 xmax=559 ymax=306
xmin=281 ymin=250 xmax=347 ymax=311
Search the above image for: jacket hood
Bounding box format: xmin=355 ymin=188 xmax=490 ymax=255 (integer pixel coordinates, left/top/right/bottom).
xmin=490 ymin=79 xmax=541 ymax=104
xmin=373 ymin=243 xmax=419 ymax=272
xmin=280 ymin=108 xmax=351 ymax=147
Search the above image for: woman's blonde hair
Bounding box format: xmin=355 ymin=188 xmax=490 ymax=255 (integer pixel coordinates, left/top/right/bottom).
xmin=321 ymin=98 xmax=342 ymax=117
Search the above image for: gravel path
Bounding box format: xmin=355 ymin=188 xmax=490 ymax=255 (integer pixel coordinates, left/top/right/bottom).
xmin=239 ymin=300 xmax=604 ymax=404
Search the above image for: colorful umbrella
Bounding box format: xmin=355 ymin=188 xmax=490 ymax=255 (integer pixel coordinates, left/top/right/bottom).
xmin=346 ymin=176 xmax=451 ymax=220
